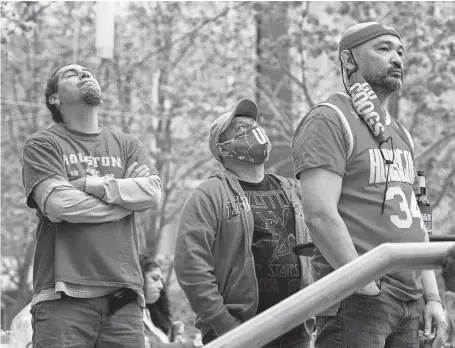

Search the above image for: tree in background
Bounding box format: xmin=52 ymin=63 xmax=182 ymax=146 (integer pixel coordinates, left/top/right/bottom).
xmin=1 ymin=0 xmax=454 ymax=333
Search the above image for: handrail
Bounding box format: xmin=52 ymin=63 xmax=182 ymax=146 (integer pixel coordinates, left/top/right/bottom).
xmin=204 ymin=242 xmax=455 ymax=348
xmin=293 ymin=235 xmax=455 ymax=256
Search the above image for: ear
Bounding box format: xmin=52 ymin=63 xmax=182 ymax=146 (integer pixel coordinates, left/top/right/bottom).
xmin=216 ymin=143 xmax=230 ymax=158
xmin=340 ymin=50 xmax=357 ymax=71
xmin=49 ymin=94 xmax=60 ymax=106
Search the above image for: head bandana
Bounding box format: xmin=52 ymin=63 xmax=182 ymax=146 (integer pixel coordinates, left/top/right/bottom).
xmin=339 ymin=22 xmax=401 ymax=56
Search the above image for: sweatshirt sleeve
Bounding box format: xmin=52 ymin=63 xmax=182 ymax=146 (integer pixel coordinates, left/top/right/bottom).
xmin=85 ymin=136 xmax=162 ymax=212
xmin=85 ymin=175 xmax=162 ymax=212
xmin=174 ymin=188 xmax=241 ymax=337
xmin=34 ymin=176 xmax=132 ymax=223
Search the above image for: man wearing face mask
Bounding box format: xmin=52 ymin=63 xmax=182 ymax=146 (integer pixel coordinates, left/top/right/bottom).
xmin=292 ymin=22 xmax=447 ymax=347
xmin=174 ymin=98 xmax=314 ymax=348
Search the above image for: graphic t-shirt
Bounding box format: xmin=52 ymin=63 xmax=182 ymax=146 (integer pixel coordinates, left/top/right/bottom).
xmin=22 ymin=123 xmax=157 ymax=294
xmin=292 ymin=92 xmax=426 ymax=306
xmin=239 ymin=174 xmax=304 ymax=343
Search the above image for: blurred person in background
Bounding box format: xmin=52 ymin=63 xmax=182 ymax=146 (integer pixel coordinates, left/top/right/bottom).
xmin=292 ymin=22 xmax=447 ymax=348
xmin=8 ymin=302 xmax=32 ymax=348
xmin=141 ymin=256 xmax=201 ymax=348
xmin=22 ymin=64 xmax=162 ymax=348
xmin=174 ymin=98 xmax=314 ymax=347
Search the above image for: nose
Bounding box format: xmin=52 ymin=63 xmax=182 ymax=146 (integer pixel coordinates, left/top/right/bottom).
xmin=80 ymin=71 xmax=91 ymax=79
xmin=390 ymin=51 xmax=403 ymax=69
xmin=157 ymin=280 xmax=164 ymax=290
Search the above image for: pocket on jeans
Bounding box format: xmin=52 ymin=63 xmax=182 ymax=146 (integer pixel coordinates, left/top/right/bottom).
xmin=352 ymin=288 xmax=385 ymax=300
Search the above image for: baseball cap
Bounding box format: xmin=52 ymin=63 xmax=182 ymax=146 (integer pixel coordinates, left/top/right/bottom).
xmin=338 ymin=22 xmax=401 ymax=56
xmin=208 ymin=98 xmax=259 ymax=163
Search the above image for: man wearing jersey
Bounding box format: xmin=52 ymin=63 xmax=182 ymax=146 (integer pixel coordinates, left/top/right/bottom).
xmin=22 ymin=64 xmax=162 ymax=348
xmin=174 ymin=98 xmax=314 ymax=348
xmin=292 ymin=23 xmax=447 ymax=347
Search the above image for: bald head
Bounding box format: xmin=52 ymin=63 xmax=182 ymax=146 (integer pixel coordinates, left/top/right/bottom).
xmin=338 ymin=22 xmax=401 ymax=56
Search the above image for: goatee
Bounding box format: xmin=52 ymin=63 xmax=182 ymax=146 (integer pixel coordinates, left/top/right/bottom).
xmin=366 ymin=67 xmax=403 ymax=92
xmin=81 ymin=85 xmax=103 ymax=106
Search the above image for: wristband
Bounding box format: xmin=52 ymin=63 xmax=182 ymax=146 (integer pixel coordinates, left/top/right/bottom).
xmin=423 ymin=292 xmax=442 ymax=305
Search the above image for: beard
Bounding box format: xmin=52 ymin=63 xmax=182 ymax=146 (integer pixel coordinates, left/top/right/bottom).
xmin=365 ymin=66 xmax=404 ymax=92
xmin=80 ymin=83 xmax=103 ymax=105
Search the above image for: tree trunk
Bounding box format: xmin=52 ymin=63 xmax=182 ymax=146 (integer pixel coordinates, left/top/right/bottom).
xmin=255 ymin=2 xmax=294 ymax=178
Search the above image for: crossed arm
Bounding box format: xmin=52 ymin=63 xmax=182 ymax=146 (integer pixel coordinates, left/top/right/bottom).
xmin=33 ymin=162 xmax=162 ymax=224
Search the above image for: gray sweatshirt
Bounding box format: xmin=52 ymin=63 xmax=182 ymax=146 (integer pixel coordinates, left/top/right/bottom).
xmin=174 ymin=169 xmax=314 ymax=338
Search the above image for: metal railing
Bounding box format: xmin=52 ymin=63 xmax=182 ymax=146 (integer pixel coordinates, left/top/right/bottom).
xmin=293 ymin=234 xmax=455 ymax=256
xmin=204 ymin=242 xmax=455 ymax=348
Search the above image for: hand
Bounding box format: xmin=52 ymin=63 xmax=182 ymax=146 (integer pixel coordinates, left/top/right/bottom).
xmin=356 ymin=281 xmax=381 ymax=296
xmin=423 ymin=300 xmax=448 ymax=339
xmin=123 ymin=162 xmax=151 ymax=178
xmin=442 ymin=246 xmax=455 ymax=291
xmin=70 ymin=177 xmax=86 ymax=191
xmin=192 ymin=334 xmax=203 ymax=348
xmin=179 ymin=338 xmax=197 ymax=348
xmin=172 ymin=320 xmax=185 ymax=336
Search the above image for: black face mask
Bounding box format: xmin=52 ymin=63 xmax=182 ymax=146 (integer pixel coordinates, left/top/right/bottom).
xmin=218 ymin=125 xmax=271 ymax=164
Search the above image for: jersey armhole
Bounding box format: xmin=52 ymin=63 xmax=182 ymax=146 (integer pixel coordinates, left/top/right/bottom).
xmin=317 ymin=102 xmax=354 ymax=162
xmin=396 ymin=123 xmax=415 ymax=157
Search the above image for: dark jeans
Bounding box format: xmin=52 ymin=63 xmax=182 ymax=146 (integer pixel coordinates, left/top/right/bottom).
xmin=315 ymin=289 xmax=420 ymax=348
xmin=203 ymin=325 xmax=311 ymax=348
xmin=31 ymin=294 xmax=144 ymax=348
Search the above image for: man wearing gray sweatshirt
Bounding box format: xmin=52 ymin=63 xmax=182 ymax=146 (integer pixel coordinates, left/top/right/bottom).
xmin=174 ymin=98 xmax=314 ymax=348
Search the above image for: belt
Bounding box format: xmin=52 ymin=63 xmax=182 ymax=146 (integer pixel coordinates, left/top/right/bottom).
xmin=108 ymin=288 xmax=138 ymax=316
xmin=61 ymin=288 xmax=137 ymax=316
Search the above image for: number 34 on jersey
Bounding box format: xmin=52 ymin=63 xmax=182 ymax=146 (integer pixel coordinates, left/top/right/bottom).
xmin=386 ymin=186 xmax=425 ymax=231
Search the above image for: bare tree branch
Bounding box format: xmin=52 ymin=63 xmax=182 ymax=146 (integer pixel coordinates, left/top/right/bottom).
xmin=101 ymin=1 xmax=252 ymax=90
xmin=416 ymin=133 xmax=455 ymax=161
xmin=24 ymin=2 xmax=53 ymax=22
xmin=409 ymin=105 xmax=423 ymax=136
xmin=299 ymin=47 xmax=315 ymax=107
xmin=168 ymin=157 xmax=212 ymax=191
xmin=432 ymin=168 xmax=455 ymax=208
xmin=256 ymin=79 xmax=294 ymax=136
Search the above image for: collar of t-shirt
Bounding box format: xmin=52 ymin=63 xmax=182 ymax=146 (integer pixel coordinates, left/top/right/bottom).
xmin=238 ymin=174 xmax=269 ymax=188
xmin=60 ymin=123 xmax=102 ymax=140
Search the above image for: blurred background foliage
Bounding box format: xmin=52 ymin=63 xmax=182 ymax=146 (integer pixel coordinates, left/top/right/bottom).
xmin=1 ymin=1 xmax=454 ymax=334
